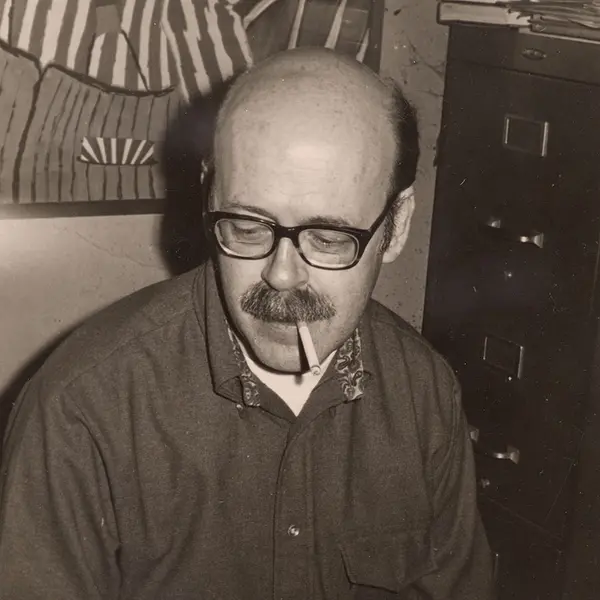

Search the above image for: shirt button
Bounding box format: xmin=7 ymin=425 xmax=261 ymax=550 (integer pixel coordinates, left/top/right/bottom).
xmin=287 ymin=524 xmax=301 ymax=537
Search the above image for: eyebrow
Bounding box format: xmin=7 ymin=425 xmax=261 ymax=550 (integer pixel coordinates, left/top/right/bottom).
xmin=220 ymin=202 xmax=358 ymax=229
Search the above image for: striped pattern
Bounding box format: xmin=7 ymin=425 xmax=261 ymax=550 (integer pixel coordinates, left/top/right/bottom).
xmin=0 ymin=43 xmax=39 ymax=204
xmin=0 ymin=43 xmax=184 ymax=204
xmin=20 ymin=68 xmax=182 ymax=203
xmin=79 ymin=137 xmax=156 ymax=166
xmin=0 ymin=0 xmax=96 ymax=75
xmin=244 ymin=0 xmax=372 ymax=62
xmin=0 ymin=1 xmax=380 ymax=205
xmin=0 ymin=0 xmax=251 ymax=97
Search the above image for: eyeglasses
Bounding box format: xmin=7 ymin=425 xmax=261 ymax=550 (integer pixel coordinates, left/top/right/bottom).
xmin=204 ymin=204 xmax=391 ymax=271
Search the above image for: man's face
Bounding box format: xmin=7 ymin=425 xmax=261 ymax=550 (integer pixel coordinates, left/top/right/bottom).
xmin=212 ymin=81 xmax=405 ymax=372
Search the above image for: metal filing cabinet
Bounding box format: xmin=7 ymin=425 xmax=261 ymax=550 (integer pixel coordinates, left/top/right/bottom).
xmin=422 ymin=25 xmax=600 ymax=600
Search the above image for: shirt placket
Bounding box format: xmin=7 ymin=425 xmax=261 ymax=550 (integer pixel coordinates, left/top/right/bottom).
xmin=271 ymin=376 xmax=362 ymax=600
xmin=272 ymin=433 xmax=312 ymax=600
xmin=227 ymin=323 xmax=369 ymax=599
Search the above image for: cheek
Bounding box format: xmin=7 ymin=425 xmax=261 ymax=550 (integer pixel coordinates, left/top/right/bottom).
xmin=334 ymin=261 xmax=382 ymax=316
xmin=316 ymin=269 xmax=376 ymax=319
xmin=216 ymin=258 xmax=256 ymax=306
xmin=338 ymin=280 xmax=372 ymax=312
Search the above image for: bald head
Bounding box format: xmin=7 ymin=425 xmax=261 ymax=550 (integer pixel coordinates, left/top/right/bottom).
xmin=216 ymin=48 xmax=394 ymax=136
xmin=214 ymin=49 xmax=398 ymax=201
xmin=208 ymin=48 xmax=418 ymax=255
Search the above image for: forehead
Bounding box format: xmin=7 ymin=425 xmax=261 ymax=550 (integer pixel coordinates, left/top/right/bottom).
xmin=214 ymin=152 xmax=388 ymax=227
xmin=215 ymin=110 xmax=394 ymax=223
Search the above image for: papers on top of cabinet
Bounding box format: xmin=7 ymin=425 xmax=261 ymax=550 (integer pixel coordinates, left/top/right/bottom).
xmin=438 ymin=1 xmax=600 ymax=39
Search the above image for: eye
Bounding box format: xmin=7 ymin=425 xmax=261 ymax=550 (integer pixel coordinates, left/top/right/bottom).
xmin=217 ymin=219 xmax=272 ymax=244
xmin=231 ymin=221 xmax=264 ymax=235
xmin=303 ymin=230 xmax=355 ymax=252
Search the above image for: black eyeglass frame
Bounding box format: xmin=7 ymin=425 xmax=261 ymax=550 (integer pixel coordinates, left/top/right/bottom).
xmin=201 ymin=167 xmax=395 ymax=271
xmin=205 ymin=203 xmax=393 ymax=271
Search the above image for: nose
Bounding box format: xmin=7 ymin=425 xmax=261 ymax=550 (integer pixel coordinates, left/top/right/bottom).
xmin=262 ymin=238 xmax=309 ymax=291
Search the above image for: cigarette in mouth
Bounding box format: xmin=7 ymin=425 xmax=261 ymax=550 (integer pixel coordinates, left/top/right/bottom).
xmin=297 ymin=321 xmax=321 ymax=376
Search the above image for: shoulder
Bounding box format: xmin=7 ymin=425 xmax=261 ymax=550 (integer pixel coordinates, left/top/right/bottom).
xmin=33 ymin=267 xmax=205 ymax=395
xmin=3 ymin=268 xmax=209 ymax=457
xmin=366 ymin=299 xmax=456 ymax=384
xmin=364 ymin=299 xmax=461 ymax=430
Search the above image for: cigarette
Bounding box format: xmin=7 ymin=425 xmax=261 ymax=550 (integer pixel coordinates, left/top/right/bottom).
xmin=297 ymin=321 xmax=321 ymax=376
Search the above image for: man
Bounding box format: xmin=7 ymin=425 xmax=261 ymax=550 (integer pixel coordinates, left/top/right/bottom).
xmin=0 ymin=48 xmax=493 ymax=599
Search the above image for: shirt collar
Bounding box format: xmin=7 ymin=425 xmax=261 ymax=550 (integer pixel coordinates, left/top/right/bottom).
xmin=332 ymin=328 xmax=369 ymax=402
xmin=227 ymin=328 xmax=262 ymax=407
xmin=228 ymin=327 xmax=369 ymax=407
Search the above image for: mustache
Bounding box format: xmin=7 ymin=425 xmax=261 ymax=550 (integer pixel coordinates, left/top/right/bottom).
xmin=240 ymin=283 xmax=336 ymax=324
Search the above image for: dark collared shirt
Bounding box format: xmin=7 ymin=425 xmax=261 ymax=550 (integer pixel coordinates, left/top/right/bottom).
xmin=0 ymin=263 xmax=493 ymax=599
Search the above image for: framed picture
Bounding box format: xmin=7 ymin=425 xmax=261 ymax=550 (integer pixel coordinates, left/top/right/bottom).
xmin=0 ymin=0 xmax=384 ymax=219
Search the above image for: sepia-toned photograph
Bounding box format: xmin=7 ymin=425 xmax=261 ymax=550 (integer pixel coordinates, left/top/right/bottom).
xmin=1 ymin=2 xmax=598 ymax=599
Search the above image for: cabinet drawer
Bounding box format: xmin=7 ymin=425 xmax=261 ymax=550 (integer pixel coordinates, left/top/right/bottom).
xmin=478 ymin=496 xmax=564 ymax=600
xmin=448 ymin=25 xmax=600 ymax=86
xmin=473 ymin=445 xmax=578 ymax=539
xmin=427 ymin=315 xmax=591 ymax=534
xmin=425 ymin=225 xmax=596 ymax=319
xmin=470 ymin=398 xmax=581 ymax=537
xmin=432 ymin=60 xmax=600 ymax=316
xmin=440 ymin=314 xmax=591 ymax=454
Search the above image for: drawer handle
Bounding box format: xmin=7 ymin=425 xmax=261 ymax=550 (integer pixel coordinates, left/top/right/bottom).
xmin=468 ymin=424 xmax=480 ymax=443
xmin=522 ymin=47 xmax=547 ymax=61
xmin=518 ymin=233 xmax=545 ymax=248
xmin=478 ymin=477 xmax=492 ymax=490
xmin=485 ymin=217 xmax=545 ymax=248
xmin=468 ymin=426 xmax=520 ymax=464
xmin=474 ymin=441 xmax=521 ymax=464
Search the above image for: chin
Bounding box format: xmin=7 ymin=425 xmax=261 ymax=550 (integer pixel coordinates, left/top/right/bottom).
xmin=252 ymin=344 xmax=304 ymax=374
xmin=234 ymin=317 xmax=301 ymax=372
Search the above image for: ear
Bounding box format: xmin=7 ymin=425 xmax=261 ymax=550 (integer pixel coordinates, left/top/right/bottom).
xmin=382 ymin=186 xmax=415 ymax=264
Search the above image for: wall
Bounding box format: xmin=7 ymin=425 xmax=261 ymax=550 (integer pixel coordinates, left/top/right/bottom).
xmin=0 ymin=1 xmax=447 ymax=403
xmin=0 ymin=215 xmax=167 ymax=395
xmin=377 ymin=0 xmax=447 ymax=326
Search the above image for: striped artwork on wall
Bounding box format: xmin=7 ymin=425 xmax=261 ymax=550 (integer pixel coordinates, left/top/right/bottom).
xmin=0 ymin=0 xmax=382 ymax=212
xmin=0 ymin=0 xmax=251 ymax=97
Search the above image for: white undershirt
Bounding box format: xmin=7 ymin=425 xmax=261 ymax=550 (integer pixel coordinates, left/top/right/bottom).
xmin=239 ymin=343 xmax=335 ymax=416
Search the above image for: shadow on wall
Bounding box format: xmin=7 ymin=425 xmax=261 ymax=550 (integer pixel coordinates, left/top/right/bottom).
xmin=159 ymin=79 xmax=235 ymax=275
xmin=158 ymin=0 xmax=301 ymax=276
